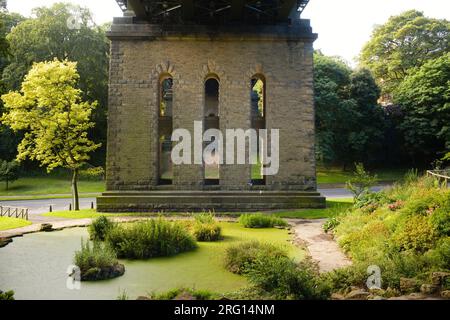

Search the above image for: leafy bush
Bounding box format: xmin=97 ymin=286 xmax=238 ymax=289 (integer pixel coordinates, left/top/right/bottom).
xmin=74 ymin=240 xmax=124 ymax=281
xmin=354 ymin=191 xmax=388 ymax=210
xmin=429 ymin=195 xmax=450 ymax=236
xmin=193 ymin=222 xmax=222 ymax=242
xmin=239 ymin=214 xmax=288 ymax=228
xmin=106 ymin=219 xmax=197 ymax=259
xmin=323 ymin=217 xmax=340 ymax=233
xmin=88 ymin=216 xmax=115 ymax=241
xmin=224 ymin=241 xmax=288 ymax=274
xmin=333 ymin=176 xmax=450 ymax=292
xmin=0 ymin=290 xmax=15 ymax=300
xmin=391 ymin=215 xmax=438 ymax=253
xmin=345 ymin=163 xmax=377 ymax=199
xmin=191 ymin=213 xmax=222 ymax=242
xmin=245 ymin=255 xmax=331 ymax=300
xmin=149 ymin=288 xmax=216 ymax=300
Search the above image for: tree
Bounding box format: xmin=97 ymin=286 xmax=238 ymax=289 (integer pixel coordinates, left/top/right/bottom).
xmin=0 ymin=159 xmax=19 ymax=190
xmin=314 ymin=53 xmax=385 ymax=168
xmin=394 ymin=53 xmax=450 ymax=164
xmin=2 ymin=3 xmax=109 ymax=164
xmin=0 ymin=11 xmax=25 ymax=161
xmin=361 ymin=10 xmax=450 ymax=96
xmin=1 ymin=59 xmax=101 ymax=210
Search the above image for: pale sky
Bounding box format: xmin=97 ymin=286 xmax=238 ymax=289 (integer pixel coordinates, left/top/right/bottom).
xmin=7 ymin=0 xmax=450 ymax=65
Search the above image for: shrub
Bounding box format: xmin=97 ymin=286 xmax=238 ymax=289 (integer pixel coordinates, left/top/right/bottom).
xmin=323 ymin=217 xmax=340 ymax=233
xmin=0 ymin=290 xmax=15 ymax=300
xmin=150 ymin=288 xmax=216 ymax=300
xmin=345 ymin=163 xmax=378 ymax=199
xmin=239 ymin=214 xmax=288 ymax=228
xmin=332 ymin=176 xmax=450 ymax=293
xmin=106 ymin=219 xmax=197 ymax=259
xmin=322 ymin=265 xmax=367 ymax=292
xmin=191 ymin=213 xmax=222 ymax=242
xmin=74 ymin=240 xmax=124 ymax=281
xmin=391 ymin=215 xmax=438 ymax=253
xmin=245 ymin=255 xmax=331 ymax=300
xmin=88 ymin=216 xmax=115 ymax=241
xmin=224 ymin=241 xmax=288 ymax=274
xmin=193 ymin=222 xmax=222 ymax=242
xmin=429 ymin=193 xmax=450 ymax=236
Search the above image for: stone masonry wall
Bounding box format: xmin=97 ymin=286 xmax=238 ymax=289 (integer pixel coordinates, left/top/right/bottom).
xmin=106 ymin=23 xmax=317 ymax=191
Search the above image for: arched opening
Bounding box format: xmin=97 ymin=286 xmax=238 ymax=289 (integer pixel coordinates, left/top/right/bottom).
xmin=158 ymin=76 xmax=173 ymax=185
xmin=251 ymin=75 xmax=266 ymax=185
xmin=204 ymin=76 xmax=220 ymax=185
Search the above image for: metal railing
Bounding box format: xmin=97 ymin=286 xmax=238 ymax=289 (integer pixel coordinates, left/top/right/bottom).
xmin=0 ymin=206 xmax=29 ymax=220
xmin=427 ymin=169 xmax=450 ymax=187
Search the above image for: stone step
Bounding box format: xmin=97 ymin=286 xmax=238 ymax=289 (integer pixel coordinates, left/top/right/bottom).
xmin=97 ymin=191 xmax=326 ymax=212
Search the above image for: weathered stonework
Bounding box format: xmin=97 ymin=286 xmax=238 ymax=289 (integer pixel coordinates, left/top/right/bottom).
xmin=98 ymin=17 xmax=325 ymax=211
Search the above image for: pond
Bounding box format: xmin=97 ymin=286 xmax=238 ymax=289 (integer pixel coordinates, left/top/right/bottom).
xmin=0 ymin=222 xmax=303 ymax=300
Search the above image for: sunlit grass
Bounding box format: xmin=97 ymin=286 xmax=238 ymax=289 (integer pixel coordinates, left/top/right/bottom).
xmin=0 ymin=177 xmax=104 ymax=197
xmin=0 ymin=217 xmax=32 ymax=231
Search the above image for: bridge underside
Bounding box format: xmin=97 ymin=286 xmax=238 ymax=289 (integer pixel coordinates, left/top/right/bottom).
xmin=116 ymin=0 xmax=310 ymax=24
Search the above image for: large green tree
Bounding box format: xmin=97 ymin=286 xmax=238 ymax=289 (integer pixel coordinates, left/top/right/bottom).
xmin=394 ymin=53 xmax=450 ymax=163
xmin=314 ymin=53 xmax=385 ymax=168
xmin=0 ymin=11 xmax=25 ymax=161
xmin=1 ymin=59 xmax=101 ymax=210
xmin=361 ymin=10 xmax=450 ymax=96
xmin=2 ymin=3 xmax=109 ymax=164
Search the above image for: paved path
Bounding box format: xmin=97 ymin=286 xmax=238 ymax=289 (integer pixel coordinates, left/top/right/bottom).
xmin=0 ymin=197 xmax=96 ymax=216
xmin=293 ymin=219 xmax=352 ymax=272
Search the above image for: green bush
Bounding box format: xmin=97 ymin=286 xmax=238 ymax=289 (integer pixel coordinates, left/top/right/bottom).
xmin=354 ymin=191 xmax=388 ymax=211
xmin=150 ymin=288 xmax=216 ymax=300
xmin=239 ymin=214 xmax=288 ymax=228
xmin=245 ymin=255 xmax=331 ymax=300
xmin=429 ymin=194 xmax=450 ymax=236
xmin=0 ymin=290 xmax=15 ymax=300
xmin=106 ymin=218 xmax=197 ymax=259
xmin=88 ymin=216 xmax=115 ymax=241
xmin=332 ymin=176 xmax=450 ymax=292
xmin=224 ymin=241 xmax=288 ymax=274
xmin=73 ymin=240 xmax=123 ymax=281
xmin=323 ymin=217 xmax=340 ymax=233
xmin=345 ymin=163 xmax=378 ymax=199
xmin=193 ymin=222 xmax=222 ymax=242
xmin=191 ymin=213 xmax=222 ymax=242
xmin=391 ymin=215 xmax=438 ymax=253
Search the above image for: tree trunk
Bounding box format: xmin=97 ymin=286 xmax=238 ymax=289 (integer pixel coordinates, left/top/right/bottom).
xmin=71 ymin=169 xmax=80 ymax=211
xmin=6 ymin=179 xmax=8 ymax=191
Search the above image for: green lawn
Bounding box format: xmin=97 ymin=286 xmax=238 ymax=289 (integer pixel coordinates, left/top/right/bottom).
xmin=0 ymin=177 xmax=105 ymax=197
xmin=0 ymin=167 xmax=408 ymax=200
xmin=272 ymin=198 xmax=353 ymax=219
xmin=0 ymin=217 xmax=32 ymax=231
xmin=317 ymin=167 xmax=407 ymax=184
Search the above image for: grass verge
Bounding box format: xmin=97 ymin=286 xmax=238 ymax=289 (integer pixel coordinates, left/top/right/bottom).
xmin=43 ymin=199 xmax=354 ymax=220
xmin=0 ymin=217 xmax=32 ymax=231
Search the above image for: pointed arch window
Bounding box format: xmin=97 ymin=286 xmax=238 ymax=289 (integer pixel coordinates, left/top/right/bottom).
xmin=158 ymin=76 xmax=173 ymax=185
xmin=204 ymin=76 xmax=220 ymax=185
xmin=251 ymin=74 xmax=266 ymax=185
